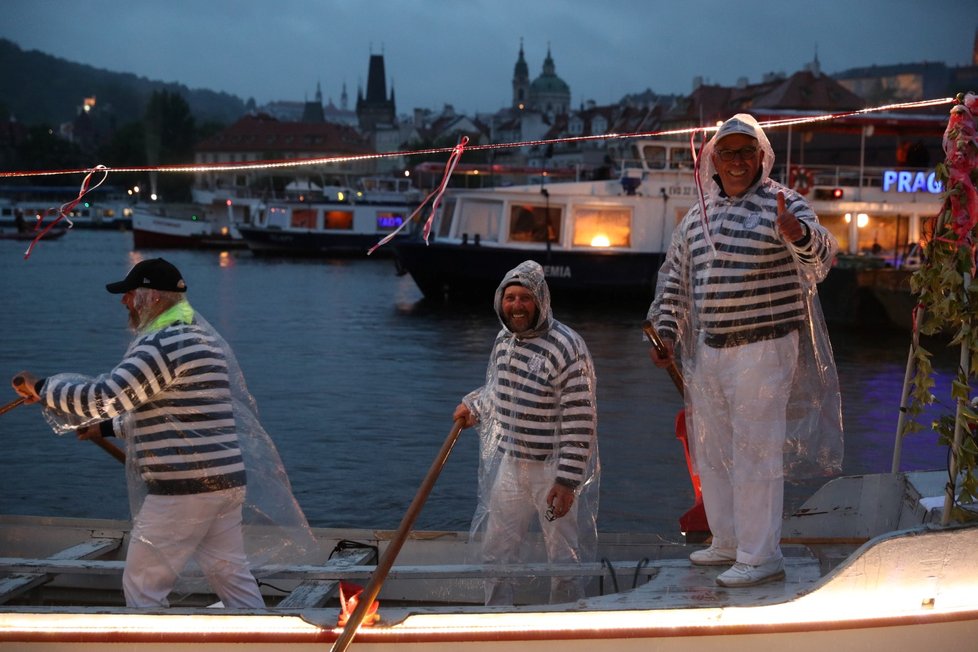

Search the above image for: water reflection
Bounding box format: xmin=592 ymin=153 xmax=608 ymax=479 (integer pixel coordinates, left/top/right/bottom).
xmin=0 ymin=231 xmax=961 ymax=537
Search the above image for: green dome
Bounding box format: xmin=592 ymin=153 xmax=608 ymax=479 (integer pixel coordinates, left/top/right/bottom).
xmin=530 ymin=75 xmax=569 ymax=94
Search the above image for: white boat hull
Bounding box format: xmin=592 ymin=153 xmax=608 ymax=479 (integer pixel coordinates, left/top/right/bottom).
xmin=1 ymin=471 xmax=976 ymax=649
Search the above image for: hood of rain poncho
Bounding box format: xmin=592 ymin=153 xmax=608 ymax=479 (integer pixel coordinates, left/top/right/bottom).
xmin=649 ymin=115 xmax=843 ymax=479
xmin=464 ymin=260 xmax=600 ymax=602
xmin=698 ymin=113 xmax=776 ymax=200
xmin=40 ymin=302 xmax=320 ymax=596
xmin=492 ymin=259 xmax=554 ymax=336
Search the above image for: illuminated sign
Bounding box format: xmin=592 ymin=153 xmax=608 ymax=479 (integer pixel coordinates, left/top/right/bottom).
xmin=376 ymin=212 xmax=404 ymax=230
xmin=882 ymin=170 xmax=943 ymax=194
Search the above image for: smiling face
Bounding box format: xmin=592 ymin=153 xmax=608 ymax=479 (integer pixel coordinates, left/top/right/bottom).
xmin=712 ymin=133 xmax=762 ymax=198
xmin=501 ymin=284 xmax=538 ymax=334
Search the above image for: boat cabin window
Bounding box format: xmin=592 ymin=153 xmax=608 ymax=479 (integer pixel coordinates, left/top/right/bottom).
xmin=572 ymin=207 xmax=631 ymax=248
xmin=376 ymin=211 xmax=404 ymax=231
xmin=436 ymin=198 xmax=457 ymax=237
xmin=643 ymin=145 xmax=667 ymax=170
xmin=670 ymin=147 xmax=693 ymax=170
xmin=456 ymin=199 xmax=501 ymax=242
xmin=292 ymin=208 xmax=317 ymax=229
xmin=509 ymin=204 xmax=562 ymax=243
xmin=323 ymin=210 xmax=354 ymax=230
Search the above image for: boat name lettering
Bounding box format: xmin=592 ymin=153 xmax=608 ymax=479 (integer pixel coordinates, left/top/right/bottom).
xmin=543 ymin=265 xmax=571 ymax=279
xmin=667 ymin=185 xmax=697 ymax=197
xmin=881 ymin=170 xmax=943 ymax=194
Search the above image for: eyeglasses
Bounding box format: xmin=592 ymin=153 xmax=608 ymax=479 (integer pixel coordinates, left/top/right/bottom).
xmin=715 ymin=145 xmax=759 ymax=162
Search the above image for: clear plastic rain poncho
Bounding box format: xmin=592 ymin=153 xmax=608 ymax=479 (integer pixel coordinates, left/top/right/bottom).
xmin=463 ymin=260 xmax=599 ymax=605
xmin=647 ymin=114 xmax=844 ymax=480
xmin=39 ymin=300 xmax=319 ymax=601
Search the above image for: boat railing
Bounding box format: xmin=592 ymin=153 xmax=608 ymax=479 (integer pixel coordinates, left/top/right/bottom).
xmin=775 ymin=163 xmax=937 ymax=192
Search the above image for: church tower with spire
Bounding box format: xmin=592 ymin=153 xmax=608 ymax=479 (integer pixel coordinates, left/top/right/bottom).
xmin=301 ymin=81 xmax=325 ymax=122
xmin=512 ymin=38 xmax=530 ymax=110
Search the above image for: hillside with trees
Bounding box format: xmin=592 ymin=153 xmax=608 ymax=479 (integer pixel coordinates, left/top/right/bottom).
xmin=0 ymin=38 xmax=247 ymax=126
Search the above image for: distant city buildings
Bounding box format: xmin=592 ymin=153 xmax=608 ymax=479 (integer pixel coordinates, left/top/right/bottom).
xmin=190 ymin=29 xmax=978 ymax=191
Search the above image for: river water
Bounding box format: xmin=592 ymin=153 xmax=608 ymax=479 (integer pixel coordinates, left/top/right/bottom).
xmin=0 ymin=230 xmax=958 ymax=538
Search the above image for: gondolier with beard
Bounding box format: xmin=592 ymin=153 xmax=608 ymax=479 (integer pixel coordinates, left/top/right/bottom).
xmin=646 ymin=114 xmax=844 ymax=587
xmin=12 ymin=257 xmax=317 ymax=608
xmin=454 ymin=260 xmax=599 ymax=606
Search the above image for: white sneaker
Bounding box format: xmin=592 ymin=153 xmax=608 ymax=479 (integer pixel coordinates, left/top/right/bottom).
xmin=688 ymin=546 xmax=736 ymax=566
xmin=715 ymin=558 xmax=785 ymax=587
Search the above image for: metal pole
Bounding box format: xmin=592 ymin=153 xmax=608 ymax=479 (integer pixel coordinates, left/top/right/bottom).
xmin=784 ymin=125 xmax=792 ymax=186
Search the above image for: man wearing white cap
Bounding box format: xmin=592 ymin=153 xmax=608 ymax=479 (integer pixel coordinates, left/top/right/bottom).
xmin=646 ymin=114 xmax=844 ymax=587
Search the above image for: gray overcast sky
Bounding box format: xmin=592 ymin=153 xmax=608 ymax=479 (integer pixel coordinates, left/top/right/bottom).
xmin=2 ymin=0 xmax=975 ymax=115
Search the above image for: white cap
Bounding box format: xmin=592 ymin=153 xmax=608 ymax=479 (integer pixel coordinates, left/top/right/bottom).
xmin=714 ymin=116 xmax=758 ymax=142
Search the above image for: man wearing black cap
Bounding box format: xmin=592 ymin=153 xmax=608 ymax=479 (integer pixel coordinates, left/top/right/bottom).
xmin=12 ymin=258 xmax=273 ymax=608
xmin=646 ymin=115 xmax=844 ymax=588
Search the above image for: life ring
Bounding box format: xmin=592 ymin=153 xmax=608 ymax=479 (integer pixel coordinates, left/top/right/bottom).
xmin=789 ymin=166 xmax=813 ymax=195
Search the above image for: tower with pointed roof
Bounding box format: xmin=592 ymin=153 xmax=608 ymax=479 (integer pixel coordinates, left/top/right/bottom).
xmin=512 ymin=39 xmax=530 ymax=110
xmin=301 ymin=81 xmax=326 ymax=123
xmin=356 ymin=53 xmax=397 ymax=131
xmin=528 ymin=45 xmax=571 ymax=116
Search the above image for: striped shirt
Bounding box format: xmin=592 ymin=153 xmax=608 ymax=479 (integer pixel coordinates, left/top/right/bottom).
xmin=652 ymin=179 xmax=835 ymax=347
xmin=42 ymin=321 xmax=246 ymax=495
xmin=481 ymin=321 xmax=596 ymax=488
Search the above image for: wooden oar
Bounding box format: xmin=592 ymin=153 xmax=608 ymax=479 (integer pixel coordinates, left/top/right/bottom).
xmin=330 ymin=418 xmax=466 ymax=652
xmin=642 ymin=320 xmax=684 ymax=396
xmin=0 ymin=396 xmax=26 ymax=416
xmin=11 ymin=375 xmax=125 ymax=464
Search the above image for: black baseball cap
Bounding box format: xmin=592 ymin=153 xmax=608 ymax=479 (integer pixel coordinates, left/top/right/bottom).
xmin=106 ymin=258 xmax=187 ymax=294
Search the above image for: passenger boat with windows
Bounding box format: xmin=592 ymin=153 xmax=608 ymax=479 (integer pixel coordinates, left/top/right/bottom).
xmin=392 ymin=135 xmax=942 ymax=326
xmin=237 ymin=176 xmax=422 ymax=257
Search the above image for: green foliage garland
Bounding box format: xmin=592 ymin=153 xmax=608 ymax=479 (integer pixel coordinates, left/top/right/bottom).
xmin=906 ymin=92 xmax=978 ymax=518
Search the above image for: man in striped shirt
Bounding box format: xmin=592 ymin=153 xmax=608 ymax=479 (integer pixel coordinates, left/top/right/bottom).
xmin=647 ymin=115 xmax=843 ymax=588
xmin=12 ymin=258 xmax=266 ymax=608
xmin=455 ymin=260 xmax=599 ymax=606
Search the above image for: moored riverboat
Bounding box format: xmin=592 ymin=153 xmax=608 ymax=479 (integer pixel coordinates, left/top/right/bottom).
xmin=131 ymin=202 xmax=242 ymax=250
xmin=393 ymin=134 xmax=942 ymax=326
xmin=238 ymin=176 xmax=421 ymax=257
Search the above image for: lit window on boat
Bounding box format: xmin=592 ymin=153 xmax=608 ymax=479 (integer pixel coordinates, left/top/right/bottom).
xmin=509 ymin=204 xmax=562 ymax=243
xmin=376 ymin=212 xmax=404 ymax=231
xmin=291 ymin=209 xmax=317 ymax=229
xmin=323 ymin=210 xmax=354 ymax=230
xmin=572 ymin=207 xmax=631 ymax=247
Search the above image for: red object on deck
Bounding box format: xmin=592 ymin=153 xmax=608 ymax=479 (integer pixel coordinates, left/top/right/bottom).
xmin=337 ymin=582 xmax=380 ymax=628
xmin=675 ymin=409 xmax=710 ymax=541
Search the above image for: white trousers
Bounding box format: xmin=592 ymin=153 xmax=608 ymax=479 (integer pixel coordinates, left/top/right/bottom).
xmin=688 ymin=331 xmax=798 ymax=566
xmin=481 ymin=455 xmax=584 ymax=606
xmin=123 ymin=487 xmax=264 ymax=608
